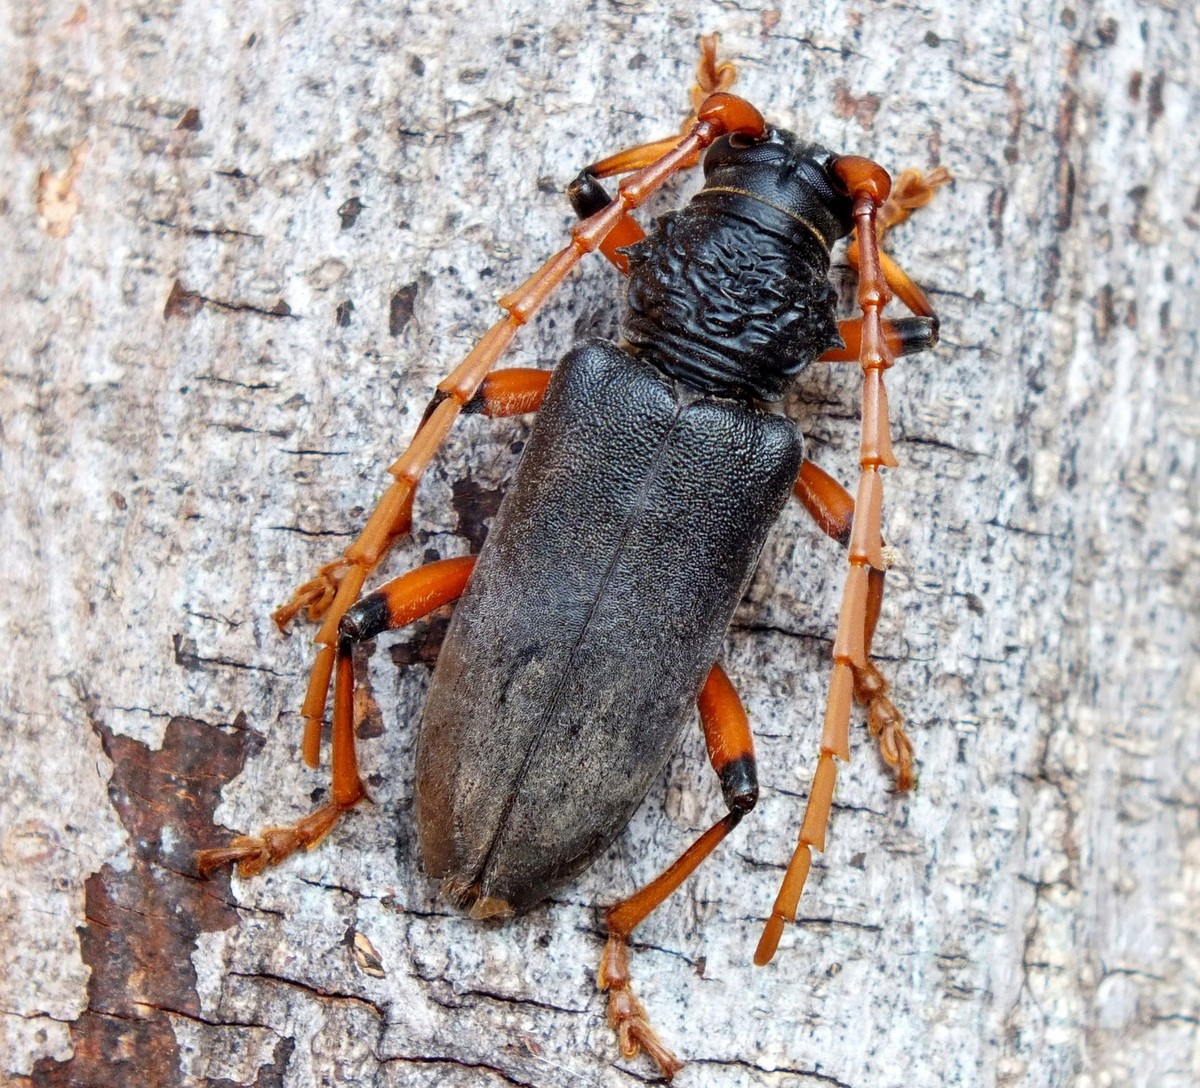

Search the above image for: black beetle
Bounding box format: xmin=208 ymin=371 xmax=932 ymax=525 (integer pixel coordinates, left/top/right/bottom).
xmin=198 ymin=38 xmax=947 ymax=1077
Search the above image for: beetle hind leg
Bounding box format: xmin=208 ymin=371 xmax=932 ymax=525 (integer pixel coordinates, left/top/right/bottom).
xmin=599 ymin=663 xmax=756 ymax=1079
xmin=197 ymin=556 xmax=476 ymax=877
xmin=599 ymin=936 xmax=685 ymax=1080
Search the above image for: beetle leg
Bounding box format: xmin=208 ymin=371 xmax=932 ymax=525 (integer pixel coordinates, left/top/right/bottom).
xmin=599 ymin=662 xmax=756 ymax=1080
xmin=793 ymin=459 xmax=914 ymax=790
xmin=285 ymin=369 xmax=548 ymax=769
xmin=821 ymin=166 xmax=950 ymax=361
xmin=273 ymin=95 xmax=768 ymax=755
xmin=691 ymin=32 xmax=739 ymax=112
xmin=566 ymin=34 xmax=739 ymax=272
xmin=566 ymin=174 xmax=646 ymax=274
xmin=818 ymin=315 xmax=938 ymax=363
xmin=197 ymin=556 xmax=476 ymax=877
xmin=876 ymin=166 xmax=953 ymax=237
xmin=758 ymin=158 xmax=932 ymax=966
xmin=460 ymin=366 xmax=552 ymax=418
xmin=580 ymin=33 xmax=738 ymax=182
xmin=845 ymin=165 xmax=952 ymax=324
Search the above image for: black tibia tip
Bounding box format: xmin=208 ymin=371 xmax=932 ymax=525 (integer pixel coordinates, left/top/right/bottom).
xmin=719 ymin=755 xmax=759 ymax=816
xmin=567 ymin=171 xmax=614 ymax=220
xmin=892 ymin=316 xmax=939 ymax=356
xmin=339 ymin=592 xmax=393 ymax=643
xmin=419 ymin=390 xmax=449 ymax=428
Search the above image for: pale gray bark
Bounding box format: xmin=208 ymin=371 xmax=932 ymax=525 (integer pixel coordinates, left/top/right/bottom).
xmin=2 ymin=1 xmax=1197 ymax=1086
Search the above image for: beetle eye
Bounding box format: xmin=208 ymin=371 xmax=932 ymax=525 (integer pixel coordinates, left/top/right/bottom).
xmin=824 ymin=154 xmax=850 ymax=193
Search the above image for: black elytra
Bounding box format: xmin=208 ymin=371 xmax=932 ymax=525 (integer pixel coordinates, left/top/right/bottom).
xmin=415 ymin=126 xmax=859 ymax=914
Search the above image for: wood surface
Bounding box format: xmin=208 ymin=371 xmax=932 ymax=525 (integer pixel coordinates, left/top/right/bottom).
xmin=2 ymin=1 xmax=1197 ymax=1086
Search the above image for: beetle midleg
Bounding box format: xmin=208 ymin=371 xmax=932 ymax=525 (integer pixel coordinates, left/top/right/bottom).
xmin=287 ymin=371 xmax=548 ymax=769
xmin=461 ymin=367 xmax=551 ymax=418
xmin=196 ymin=556 xmax=476 ymax=877
xmin=793 ymin=459 xmax=914 ymax=790
xmin=599 ymin=662 xmax=756 ymax=1080
xmin=272 ymin=95 xmax=768 ymax=758
xmin=818 ymin=315 xmax=938 ymax=363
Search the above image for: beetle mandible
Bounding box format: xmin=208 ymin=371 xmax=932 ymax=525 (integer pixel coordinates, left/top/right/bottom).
xmin=198 ymin=36 xmax=950 ymax=1078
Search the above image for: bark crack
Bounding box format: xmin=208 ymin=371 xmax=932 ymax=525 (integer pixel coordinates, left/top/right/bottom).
xmin=229 ymin=970 xmax=386 ymax=1019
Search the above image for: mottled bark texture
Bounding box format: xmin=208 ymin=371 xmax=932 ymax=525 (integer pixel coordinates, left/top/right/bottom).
xmin=2 ymin=2 xmax=1197 ymax=1086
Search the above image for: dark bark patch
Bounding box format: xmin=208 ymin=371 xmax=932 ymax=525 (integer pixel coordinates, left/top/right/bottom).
xmin=832 ymin=79 xmax=881 ymax=129
xmin=338 ymin=196 xmax=365 ymax=229
xmin=451 ymin=473 xmax=504 ymax=554
xmin=31 ymin=716 xmax=262 ymax=1088
xmin=389 ymin=282 xmax=419 ymax=336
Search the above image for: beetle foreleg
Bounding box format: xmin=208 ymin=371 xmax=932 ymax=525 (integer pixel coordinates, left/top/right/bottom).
xmin=273 ymin=94 xmax=766 ymax=755
xmin=758 ymin=159 xmax=930 ymax=966
xmin=599 ymin=662 xmax=756 ymax=1079
xmin=876 ymin=166 xmax=953 ymax=239
xmin=792 ymin=459 xmax=915 ymax=790
xmin=197 ymin=556 xmax=476 ymax=877
xmin=565 ymin=34 xmax=740 ymax=274
xmin=691 ymin=33 xmax=738 ymax=114
xmin=566 ymin=173 xmax=646 ymax=274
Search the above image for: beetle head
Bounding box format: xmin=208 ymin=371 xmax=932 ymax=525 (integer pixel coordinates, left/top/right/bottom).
xmin=701 ymin=128 xmax=856 ymax=247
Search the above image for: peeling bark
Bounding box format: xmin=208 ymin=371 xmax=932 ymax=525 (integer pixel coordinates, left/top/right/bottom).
xmin=28 ymin=717 xmax=258 ymax=1087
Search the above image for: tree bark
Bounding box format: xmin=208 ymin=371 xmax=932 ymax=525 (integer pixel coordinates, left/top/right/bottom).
xmin=2 ymin=2 xmax=1197 ymax=1086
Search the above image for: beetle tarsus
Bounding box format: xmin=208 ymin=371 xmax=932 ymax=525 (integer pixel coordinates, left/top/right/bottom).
xmin=854 ymin=661 xmax=916 ymax=790
xmin=599 ymin=936 xmax=684 ymax=1080
xmin=878 ymin=165 xmax=953 ymax=235
xmin=691 ymin=32 xmax=737 ymax=113
xmin=196 ymin=804 xmax=346 ymax=878
xmin=273 ymin=558 xmax=352 ymax=630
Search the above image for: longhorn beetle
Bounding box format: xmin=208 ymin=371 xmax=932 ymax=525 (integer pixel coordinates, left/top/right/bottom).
xmin=198 ymin=37 xmax=950 ymax=1078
